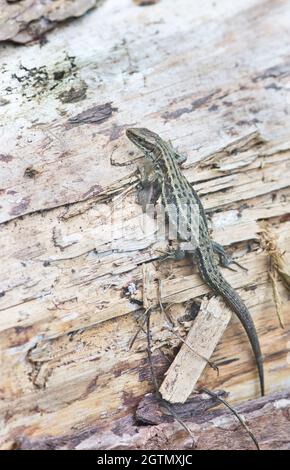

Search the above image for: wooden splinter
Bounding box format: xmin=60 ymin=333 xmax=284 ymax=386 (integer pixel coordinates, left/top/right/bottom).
xmin=159 ymin=297 xmax=232 ymax=404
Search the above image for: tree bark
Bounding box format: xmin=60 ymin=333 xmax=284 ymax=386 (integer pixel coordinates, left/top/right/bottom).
xmin=0 ymin=0 xmax=290 ymax=450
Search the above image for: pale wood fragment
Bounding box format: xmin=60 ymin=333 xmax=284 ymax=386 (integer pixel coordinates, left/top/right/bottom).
xmin=159 ymin=297 xmax=232 ymax=403
xmin=0 ymin=0 xmax=290 ymax=450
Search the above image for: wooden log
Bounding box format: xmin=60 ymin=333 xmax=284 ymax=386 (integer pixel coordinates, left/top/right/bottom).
xmin=0 ymin=0 xmax=290 ymax=450
xmin=5 ymin=390 xmax=290 ymax=450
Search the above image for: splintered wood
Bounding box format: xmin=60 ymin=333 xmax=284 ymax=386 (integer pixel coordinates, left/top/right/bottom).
xmin=0 ymin=1 xmax=104 ymax=44
xmin=159 ymin=297 xmax=232 ymax=403
xmin=141 ymin=263 xmax=232 ymax=404
xmin=1 ymin=0 xmax=290 ymax=451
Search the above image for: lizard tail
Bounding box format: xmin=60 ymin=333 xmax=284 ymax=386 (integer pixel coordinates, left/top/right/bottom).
xmin=199 ymin=261 xmax=265 ymax=396
xmin=218 ymin=281 xmax=265 ymax=396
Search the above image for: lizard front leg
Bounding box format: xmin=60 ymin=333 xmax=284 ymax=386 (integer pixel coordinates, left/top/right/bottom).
xmin=136 ymin=160 xmax=161 ymax=212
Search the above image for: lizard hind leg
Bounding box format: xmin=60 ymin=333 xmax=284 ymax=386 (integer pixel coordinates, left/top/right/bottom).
xmin=157 ymin=245 xmax=187 ymax=263
xmin=212 ymin=241 xmax=248 ymax=272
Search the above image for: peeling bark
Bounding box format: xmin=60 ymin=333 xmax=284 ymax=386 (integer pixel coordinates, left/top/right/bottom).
xmin=0 ymin=0 xmax=103 ymax=43
xmin=0 ymin=0 xmax=290 ymax=450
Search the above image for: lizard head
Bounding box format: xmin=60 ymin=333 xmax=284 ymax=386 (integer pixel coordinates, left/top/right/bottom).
xmin=126 ymin=128 xmax=159 ymax=155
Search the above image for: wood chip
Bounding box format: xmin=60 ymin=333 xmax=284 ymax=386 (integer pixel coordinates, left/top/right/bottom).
xmin=159 ymin=297 xmax=232 ymax=403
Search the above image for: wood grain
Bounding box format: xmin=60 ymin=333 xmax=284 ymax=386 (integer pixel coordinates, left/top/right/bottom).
xmin=0 ymin=0 xmax=290 ymax=449
xmin=159 ymin=298 xmax=232 ymax=403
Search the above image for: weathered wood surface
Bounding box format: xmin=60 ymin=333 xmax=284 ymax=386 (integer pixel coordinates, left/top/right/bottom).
xmin=7 ymin=390 xmax=290 ymax=450
xmin=0 ymin=0 xmax=290 ymax=450
xmin=0 ymin=0 xmax=103 ymax=44
xmin=116 ymin=390 xmax=290 ymax=450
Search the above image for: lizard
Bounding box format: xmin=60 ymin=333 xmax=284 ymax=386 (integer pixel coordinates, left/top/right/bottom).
xmin=126 ymin=127 xmax=265 ymax=396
